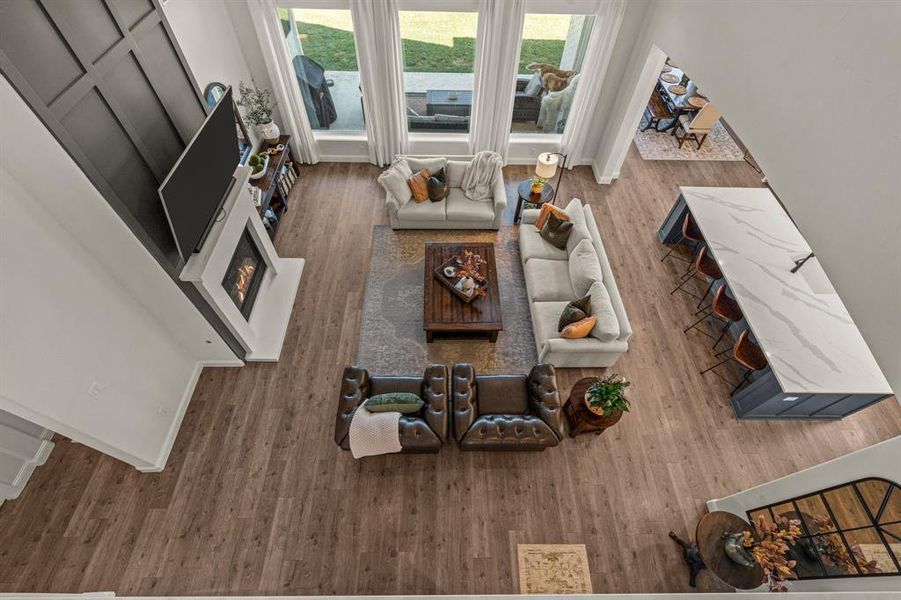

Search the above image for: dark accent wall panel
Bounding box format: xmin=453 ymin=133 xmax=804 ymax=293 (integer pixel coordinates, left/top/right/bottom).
xmin=0 ymin=0 xmax=244 ymax=359
xmin=0 ymin=1 xmax=84 ymax=104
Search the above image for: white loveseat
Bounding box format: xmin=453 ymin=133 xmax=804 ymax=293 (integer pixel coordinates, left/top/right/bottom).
xmin=380 ymin=156 xmax=506 ymax=230
xmin=519 ymin=199 xmax=632 ymax=367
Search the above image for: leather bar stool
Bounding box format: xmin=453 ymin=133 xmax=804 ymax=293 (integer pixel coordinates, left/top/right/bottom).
xmin=670 ymin=246 xmax=722 ymax=309
xmin=684 ymin=286 xmax=744 ymax=349
xmin=700 ymin=330 xmax=768 ymax=394
xmin=661 ymin=213 xmax=704 ymax=268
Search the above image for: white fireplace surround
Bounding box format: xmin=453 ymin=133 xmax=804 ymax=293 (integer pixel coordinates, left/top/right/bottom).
xmin=180 ymin=165 xmax=304 ymax=361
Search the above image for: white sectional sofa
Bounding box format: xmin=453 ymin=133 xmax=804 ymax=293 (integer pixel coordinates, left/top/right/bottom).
xmin=519 ymin=199 xmax=632 ymax=367
xmin=380 ymin=156 xmax=506 ymax=230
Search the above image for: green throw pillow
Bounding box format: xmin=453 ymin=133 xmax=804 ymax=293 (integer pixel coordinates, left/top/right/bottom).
xmin=364 ymin=392 xmax=425 ymax=414
xmin=558 ymin=294 xmax=592 ymax=332
xmin=539 ymin=213 xmax=574 ymax=249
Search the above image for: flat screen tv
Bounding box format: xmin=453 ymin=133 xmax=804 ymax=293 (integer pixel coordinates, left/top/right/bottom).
xmin=159 ymin=86 xmax=239 ymax=263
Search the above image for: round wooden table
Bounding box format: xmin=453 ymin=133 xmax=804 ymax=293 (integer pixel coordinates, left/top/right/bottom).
xmin=514 ymin=180 xmax=555 ymax=223
xmin=562 ymin=377 xmax=624 ymax=437
xmin=696 ymin=511 xmax=764 ymax=590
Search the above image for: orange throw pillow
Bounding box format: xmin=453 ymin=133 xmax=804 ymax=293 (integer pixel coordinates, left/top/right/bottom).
xmin=407 ymin=169 xmax=431 ymax=203
xmin=560 ymin=315 xmax=597 ymax=339
xmin=534 ymin=203 xmax=569 ymax=230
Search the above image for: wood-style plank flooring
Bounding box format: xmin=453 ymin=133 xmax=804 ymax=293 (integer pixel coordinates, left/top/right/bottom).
xmin=1 ymin=145 xmax=898 ymax=595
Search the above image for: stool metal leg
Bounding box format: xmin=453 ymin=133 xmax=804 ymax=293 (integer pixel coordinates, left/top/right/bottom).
xmin=731 ymin=369 xmax=753 ymax=395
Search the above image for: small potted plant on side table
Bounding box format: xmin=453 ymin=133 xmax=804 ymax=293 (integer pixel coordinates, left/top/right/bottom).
xmin=564 ymin=374 xmax=630 ymax=437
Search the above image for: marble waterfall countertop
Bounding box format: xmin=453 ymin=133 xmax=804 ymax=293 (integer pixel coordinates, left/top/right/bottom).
xmin=681 ymin=187 xmax=892 ymax=395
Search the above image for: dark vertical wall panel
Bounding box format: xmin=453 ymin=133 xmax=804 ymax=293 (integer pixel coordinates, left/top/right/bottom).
xmin=133 ymin=22 xmax=206 ymax=142
xmin=0 ymin=1 xmax=83 ymax=104
xmin=0 ymin=0 xmax=244 ymax=358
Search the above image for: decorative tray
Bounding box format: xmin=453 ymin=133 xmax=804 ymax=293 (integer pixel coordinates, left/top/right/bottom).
xmin=433 ymin=256 xmax=487 ymax=303
xmin=668 ymin=84 xmax=687 ymax=95
xmin=660 ymin=73 xmax=679 ymax=84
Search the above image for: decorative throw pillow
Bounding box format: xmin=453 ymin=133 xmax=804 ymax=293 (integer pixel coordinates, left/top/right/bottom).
xmin=523 ymin=72 xmax=543 ymax=97
xmin=561 ymin=315 xmax=598 ymax=339
xmin=377 ymin=165 xmax=413 ymax=207
xmin=534 ymin=203 xmax=569 ymax=231
xmin=427 ymin=168 xmax=449 ymax=202
xmin=407 ymin=168 xmax=431 ymax=203
xmin=539 ymin=213 xmax=573 ymax=249
xmin=406 ymin=157 xmax=447 ymax=174
xmin=563 ymin=197 xmax=585 ymax=226
xmin=558 ymin=293 xmax=592 ymax=331
xmin=588 ymin=280 xmax=621 ymax=342
xmin=568 ymin=238 xmax=604 ymax=297
xmin=364 ymin=392 xmax=425 ymax=414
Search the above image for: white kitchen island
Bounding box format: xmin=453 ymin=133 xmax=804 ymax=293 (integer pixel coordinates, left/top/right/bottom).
xmin=659 ymin=187 xmax=893 ymax=419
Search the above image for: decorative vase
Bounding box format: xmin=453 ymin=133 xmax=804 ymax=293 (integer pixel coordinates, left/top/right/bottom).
xmin=255 ymin=120 xmax=280 ymax=145
xmin=723 ymin=532 xmax=755 ymax=567
xmin=583 ymin=394 xmax=623 ymax=427
xmin=531 ymin=182 xmax=544 ymax=195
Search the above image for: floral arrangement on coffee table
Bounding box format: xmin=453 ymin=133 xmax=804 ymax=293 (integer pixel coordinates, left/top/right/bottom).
xmin=742 ymin=515 xmax=801 ymax=592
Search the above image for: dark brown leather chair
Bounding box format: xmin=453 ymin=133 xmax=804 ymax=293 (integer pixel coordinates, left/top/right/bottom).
xmin=451 ymin=363 xmax=563 ymax=450
xmin=335 ymin=365 xmax=448 ymax=453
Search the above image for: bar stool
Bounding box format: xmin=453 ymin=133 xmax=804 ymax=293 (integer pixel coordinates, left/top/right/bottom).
xmin=684 ymin=286 xmax=744 ymax=349
xmin=670 ymin=246 xmax=722 ymax=309
xmin=661 ymin=213 xmax=704 ymax=267
xmin=700 ymin=330 xmax=768 ymax=394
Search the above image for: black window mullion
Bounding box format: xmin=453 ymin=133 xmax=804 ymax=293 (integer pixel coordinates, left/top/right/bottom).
xmin=853 ymin=482 xmax=901 ymax=573
xmin=821 ymin=491 xmax=863 ymax=575
xmin=791 ymin=499 xmax=829 ymax=577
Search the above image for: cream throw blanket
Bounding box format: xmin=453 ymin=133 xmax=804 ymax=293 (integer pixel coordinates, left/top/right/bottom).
xmin=462 ymin=151 xmax=502 ymax=202
xmin=349 ymin=407 xmax=402 ymax=458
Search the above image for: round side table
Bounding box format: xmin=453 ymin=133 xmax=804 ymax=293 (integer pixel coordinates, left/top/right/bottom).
xmin=514 ymin=180 xmax=555 ymax=223
xmin=696 ymin=511 xmax=764 ymax=590
xmin=562 ymin=377 xmax=623 ymax=437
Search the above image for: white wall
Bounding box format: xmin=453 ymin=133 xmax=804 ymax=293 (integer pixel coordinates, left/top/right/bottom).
xmin=593 ymin=0 xmax=901 ymax=395
xmin=709 ymin=436 xmax=901 ymax=592
xmin=0 ymin=77 xmax=242 ymax=472
xmin=0 ymin=409 xmax=53 ymax=508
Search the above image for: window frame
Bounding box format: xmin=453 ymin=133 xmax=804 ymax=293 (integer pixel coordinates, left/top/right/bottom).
xmin=747 ymin=477 xmax=901 ymax=581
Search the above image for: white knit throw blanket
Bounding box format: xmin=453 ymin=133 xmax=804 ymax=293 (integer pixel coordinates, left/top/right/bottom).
xmin=461 ymin=151 xmax=502 ymax=202
xmin=349 ymin=407 xmax=402 ymax=458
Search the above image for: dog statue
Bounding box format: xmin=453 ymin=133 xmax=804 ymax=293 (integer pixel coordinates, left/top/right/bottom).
xmin=526 ymin=62 xmax=574 ymax=92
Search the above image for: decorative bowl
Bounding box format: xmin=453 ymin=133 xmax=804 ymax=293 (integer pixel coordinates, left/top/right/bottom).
xmin=249 ymin=155 xmax=269 ymax=180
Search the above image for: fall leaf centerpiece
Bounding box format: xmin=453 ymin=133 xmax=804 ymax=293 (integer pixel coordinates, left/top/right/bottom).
xmin=740 ymin=515 xmax=802 ymax=592
xmin=454 ymin=250 xmax=488 ymax=299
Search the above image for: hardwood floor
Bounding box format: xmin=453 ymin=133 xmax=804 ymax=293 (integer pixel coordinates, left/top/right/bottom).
xmin=1 ymin=145 xmax=898 ymax=595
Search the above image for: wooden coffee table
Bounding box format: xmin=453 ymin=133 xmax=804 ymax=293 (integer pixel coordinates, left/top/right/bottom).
xmin=423 ymin=242 xmax=502 ymax=343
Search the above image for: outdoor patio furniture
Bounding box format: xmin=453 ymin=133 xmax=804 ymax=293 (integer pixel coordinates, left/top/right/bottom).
xmin=513 ymin=74 xmax=543 ymax=123
xmin=426 ymin=90 xmax=472 ymax=117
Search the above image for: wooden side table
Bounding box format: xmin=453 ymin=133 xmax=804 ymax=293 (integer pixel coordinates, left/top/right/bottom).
xmin=514 ymin=180 xmax=554 ymax=223
xmin=670 ymin=511 xmax=763 ymax=590
xmin=562 ymin=377 xmax=623 ymax=437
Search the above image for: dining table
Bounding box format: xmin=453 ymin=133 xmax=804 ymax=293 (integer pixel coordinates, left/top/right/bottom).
xmin=654 ymin=64 xmax=706 ymax=132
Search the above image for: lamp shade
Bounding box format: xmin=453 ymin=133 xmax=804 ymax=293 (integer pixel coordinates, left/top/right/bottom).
xmin=535 ymin=153 xmax=558 ymax=179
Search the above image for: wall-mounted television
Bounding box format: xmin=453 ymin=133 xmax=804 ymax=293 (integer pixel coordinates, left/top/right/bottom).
xmin=159 ymin=86 xmax=239 ymax=263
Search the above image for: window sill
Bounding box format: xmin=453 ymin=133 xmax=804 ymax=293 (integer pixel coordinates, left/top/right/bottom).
xmin=312 ymin=132 xmax=367 ymax=142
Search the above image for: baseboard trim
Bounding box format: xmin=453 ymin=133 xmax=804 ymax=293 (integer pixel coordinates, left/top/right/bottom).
xmin=141 ymin=361 xmax=204 ymax=473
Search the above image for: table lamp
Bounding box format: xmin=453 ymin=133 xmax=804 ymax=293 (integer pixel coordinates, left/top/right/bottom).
xmin=534 ymin=152 xmax=567 ymax=202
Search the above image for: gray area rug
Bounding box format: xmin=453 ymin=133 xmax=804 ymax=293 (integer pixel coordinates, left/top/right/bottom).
xmin=357 ymin=226 xmax=538 ymax=375
xmin=633 ymin=121 xmax=744 ymax=161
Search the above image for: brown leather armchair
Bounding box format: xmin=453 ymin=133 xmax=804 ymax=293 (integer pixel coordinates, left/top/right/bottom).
xmin=335 ymin=365 xmax=449 ymax=453
xmin=451 ymin=363 xmax=563 ymax=450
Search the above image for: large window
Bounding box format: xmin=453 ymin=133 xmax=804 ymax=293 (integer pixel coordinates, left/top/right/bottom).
xmin=510 ymin=13 xmax=595 ymax=135
xmin=399 ymin=10 xmax=478 ymax=134
xmin=748 ymin=478 xmax=901 ymax=580
xmin=279 ymin=8 xmax=364 ymax=133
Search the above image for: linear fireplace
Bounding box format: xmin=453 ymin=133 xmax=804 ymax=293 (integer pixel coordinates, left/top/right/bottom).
xmin=222 ymin=228 xmax=266 ymax=319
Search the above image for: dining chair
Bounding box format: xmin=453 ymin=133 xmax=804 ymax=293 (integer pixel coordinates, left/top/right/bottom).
xmin=670 ymin=246 xmax=722 ymax=309
xmin=684 ymin=285 xmax=744 ymax=349
xmin=700 ymin=330 xmax=768 ymax=394
xmin=673 ymin=102 xmax=721 ymax=149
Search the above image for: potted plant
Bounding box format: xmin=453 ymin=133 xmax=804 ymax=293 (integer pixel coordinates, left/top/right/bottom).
xmin=237 ymin=80 xmax=279 ymax=144
xmin=740 ymin=515 xmax=801 ymax=592
xmin=529 ymin=174 xmax=547 ymax=195
xmin=584 ymin=374 xmax=630 ymax=428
